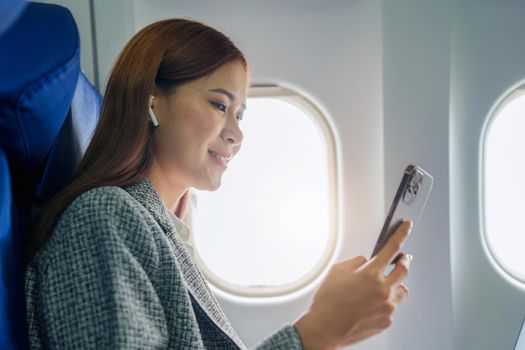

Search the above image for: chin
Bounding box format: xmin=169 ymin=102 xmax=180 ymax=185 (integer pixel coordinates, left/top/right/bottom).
xmin=195 ymin=179 xmax=222 ymax=192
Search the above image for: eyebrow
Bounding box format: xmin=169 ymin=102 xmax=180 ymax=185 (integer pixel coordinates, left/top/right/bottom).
xmin=208 ymin=88 xmax=247 ymax=110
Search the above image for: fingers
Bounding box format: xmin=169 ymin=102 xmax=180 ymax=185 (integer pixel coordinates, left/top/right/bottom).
xmin=390 ymin=283 xmax=409 ymax=306
xmin=347 ymin=256 xmax=368 ymax=270
xmin=343 ymin=284 xmax=409 ymax=346
xmin=335 ymin=256 xmax=368 ymax=272
xmin=374 ymin=220 xmax=412 ymax=270
xmin=385 ymin=253 xmax=412 ymax=286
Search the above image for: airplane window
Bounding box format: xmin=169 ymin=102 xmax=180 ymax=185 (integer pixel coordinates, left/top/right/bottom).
xmin=190 ymin=86 xmax=339 ymax=297
xmin=484 ymin=86 xmax=525 ymax=284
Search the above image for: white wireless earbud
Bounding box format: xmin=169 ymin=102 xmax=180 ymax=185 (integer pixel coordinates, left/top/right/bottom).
xmin=148 ymin=95 xmax=159 ymax=127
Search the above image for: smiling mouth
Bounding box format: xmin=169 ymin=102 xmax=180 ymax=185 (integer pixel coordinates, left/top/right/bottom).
xmin=208 ymin=150 xmax=232 ymax=167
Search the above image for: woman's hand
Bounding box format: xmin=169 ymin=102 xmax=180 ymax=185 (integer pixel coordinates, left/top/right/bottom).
xmin=294 ymin=221 xmax=413 ymax=350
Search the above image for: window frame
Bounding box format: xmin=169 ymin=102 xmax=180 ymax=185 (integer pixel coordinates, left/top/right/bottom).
xmin=193 ymin=84 xmax=341 ymax=298
xmin=482 ymin=84 xmax=525 ymax=285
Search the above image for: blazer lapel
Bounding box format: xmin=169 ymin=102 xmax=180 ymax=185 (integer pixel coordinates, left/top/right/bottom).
xmin=124 ymin=178 xmax=245 ymax=349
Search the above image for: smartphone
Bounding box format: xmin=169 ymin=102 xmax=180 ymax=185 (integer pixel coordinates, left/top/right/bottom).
xmin=514 ymin=316 xmax=525 ymax=350
xmin=370 ymin=164 xmax=433 ymax=263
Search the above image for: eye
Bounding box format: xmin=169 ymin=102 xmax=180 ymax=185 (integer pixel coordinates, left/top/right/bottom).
xmin=236 ymin=113 xmax=244 ymax=122
xmin=210 ymin=101 xmax=227 ymax=113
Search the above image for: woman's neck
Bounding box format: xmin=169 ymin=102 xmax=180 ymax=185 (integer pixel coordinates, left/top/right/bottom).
xmin=145 ymin=162 xmax=188 ymax=213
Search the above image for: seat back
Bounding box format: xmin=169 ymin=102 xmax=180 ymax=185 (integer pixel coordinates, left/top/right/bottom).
xmin=0 ymin=0 xmax=27 ymax=36
xmin=0 ymin=149 xmax=26 ymax=350
xmin=0 ymin=2 xmax=102 ymax=348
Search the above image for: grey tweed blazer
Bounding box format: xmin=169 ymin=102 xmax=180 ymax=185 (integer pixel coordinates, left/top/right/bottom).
xmin=25 ymin=179 xmax=304 ymax=349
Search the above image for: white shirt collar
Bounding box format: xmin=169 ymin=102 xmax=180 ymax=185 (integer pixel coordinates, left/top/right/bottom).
xmin=167 ymin=210 xmax=195 ymax=260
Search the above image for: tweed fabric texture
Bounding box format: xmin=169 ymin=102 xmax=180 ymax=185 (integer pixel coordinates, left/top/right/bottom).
xmin=25 ymin=178 xmax=304 ymax=349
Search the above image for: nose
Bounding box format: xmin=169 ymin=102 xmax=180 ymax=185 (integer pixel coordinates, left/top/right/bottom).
xmin=222 ymin=116 xmax=243 ymax=145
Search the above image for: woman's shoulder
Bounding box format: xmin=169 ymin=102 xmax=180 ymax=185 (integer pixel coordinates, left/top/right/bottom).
xmin=66 ymin=185 xmax=138 ymax=216
xmin=39 ymin=185 xmax=159 ymax=265
xmin=58 ymin=185 xmax=157 ymax=227
xmin=57 ymin=184 xmax=156 ymax=235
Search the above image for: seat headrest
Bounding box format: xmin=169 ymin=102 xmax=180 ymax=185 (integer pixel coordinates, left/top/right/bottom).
xmin=36 ymin=71 xmax=102 ymax=202
xmin=0 ymin=0 xmax=27 ymax=37
xmin=0 ymin=2 xmax=80 ymax=173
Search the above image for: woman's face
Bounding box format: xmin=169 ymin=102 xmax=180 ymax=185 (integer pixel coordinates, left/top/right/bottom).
xmin=151 ymin=60 xmax=248 ymax=192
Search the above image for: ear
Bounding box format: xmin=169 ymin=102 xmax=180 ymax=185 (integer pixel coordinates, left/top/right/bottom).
xmin=148 ymin=95 xmax=159 ymax=127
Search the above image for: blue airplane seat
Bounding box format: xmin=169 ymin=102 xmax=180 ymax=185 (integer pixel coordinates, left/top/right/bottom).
xmin=0 ymin=0 xmax=27 ymax=37
xmin=35 ymin=72 xmax=102 ymax=203
xmin=36 ymin=71 xmax=102 ymax=202
xmin=0 ymin=149 xmax=27 ymax=350
xmin=0 ymin=2 xmax=103 ymax=349
xmin=0 ymin=2 xmax=80 ymax=182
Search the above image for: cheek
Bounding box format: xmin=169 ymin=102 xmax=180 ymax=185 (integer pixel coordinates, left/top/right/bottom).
xmin=191 ymin=115 xmax=224 ymax=145
xmin=233 ymin=144 xmax=242 ymax=156
xmin=201 ymin=123 xmax=223 ymax=145
xmin=161 ymin=103 xmax=224 ymax=158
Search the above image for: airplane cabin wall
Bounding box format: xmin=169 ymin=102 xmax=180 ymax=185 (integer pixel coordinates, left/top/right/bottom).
xmin=27 ymin=0 xmax=525 ymax=349
xmin=450 ymin=0 xmax=525 ymax=349
xmin=382 ymin=1 xmax=453 ymax=349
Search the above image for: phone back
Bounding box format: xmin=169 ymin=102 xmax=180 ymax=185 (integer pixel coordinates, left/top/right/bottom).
xmin=371 ymin=165 xmax=433 ymax=259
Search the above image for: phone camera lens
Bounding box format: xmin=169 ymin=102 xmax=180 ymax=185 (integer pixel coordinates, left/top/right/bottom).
xmin=403 ymin=188 xmax=414 ymax=204
xmin=412 ymin=181 xmax=420 ymax=195
xmin=404 ymin=171 xmax=423 ymax=204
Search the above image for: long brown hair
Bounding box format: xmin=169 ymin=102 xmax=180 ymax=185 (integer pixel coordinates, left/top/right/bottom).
xmin=26 ymin=19 xmax=246 ymax=260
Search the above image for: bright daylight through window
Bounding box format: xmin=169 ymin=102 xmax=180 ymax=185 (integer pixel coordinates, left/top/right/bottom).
xmin=484 ymin=87 xmax=525 ymax=284
xmin=190 ymin=88 xmax=338 ymax=297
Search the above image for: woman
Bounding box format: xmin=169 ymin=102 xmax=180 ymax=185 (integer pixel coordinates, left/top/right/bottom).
xmin=25 ymin=19 xmax=412 ymax=349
